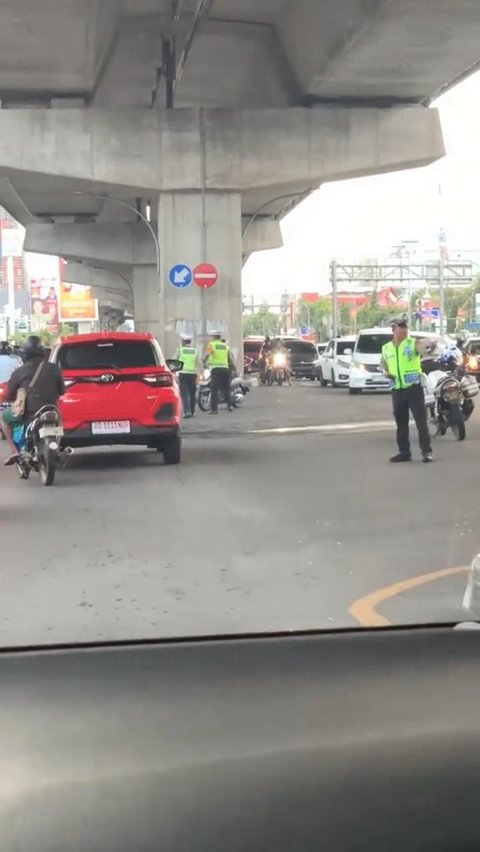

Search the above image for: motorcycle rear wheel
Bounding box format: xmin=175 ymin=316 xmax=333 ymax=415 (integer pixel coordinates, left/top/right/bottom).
xmin=38 ymin=439 xmax=56 ymax=485
xmin=449 ymin=405 xmax=466 ymax=441
xmin=198 ymin=390 xmax=211 ymax=412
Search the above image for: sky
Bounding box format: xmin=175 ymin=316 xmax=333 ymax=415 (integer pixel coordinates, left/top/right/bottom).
xmin=242 ymin=71 xmax=480 ymax=304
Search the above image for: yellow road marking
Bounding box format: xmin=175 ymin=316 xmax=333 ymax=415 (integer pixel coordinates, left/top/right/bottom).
xmin=349 ymin=565 xmax=469 ymax=627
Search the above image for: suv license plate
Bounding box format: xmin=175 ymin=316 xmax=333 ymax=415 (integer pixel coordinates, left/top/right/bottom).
xmin=92 ymin=421 xmax=131 ymax=435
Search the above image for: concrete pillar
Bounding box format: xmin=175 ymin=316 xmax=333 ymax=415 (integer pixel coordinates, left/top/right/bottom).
xmin=133 ymin=266 xmax=163 ymax=340
xmin=156 ymin=191 xmax=243 ymax=361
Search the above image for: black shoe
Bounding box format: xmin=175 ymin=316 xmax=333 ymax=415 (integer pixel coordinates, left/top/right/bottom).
xmin=228 ymin=406 xmax=234 ymax=412
xmin=389 ymin=453 xmax=412 ymax=463
xmin=184 ymin=413 xmax=191 ymax=419
xmin=208 ymin=410 xmax=218 ymax=415
xmin=422 ymin=452 xmax=433 ymax=463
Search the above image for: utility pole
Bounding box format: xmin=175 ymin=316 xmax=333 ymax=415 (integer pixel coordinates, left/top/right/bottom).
xmin=439 ymin=258 xmax=445 ymax=335
xmin=331 ymin=259 xmax=338 ymax=337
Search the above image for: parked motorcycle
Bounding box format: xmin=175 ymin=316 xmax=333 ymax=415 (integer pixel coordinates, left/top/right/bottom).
xmin=267 ymin=351 xmax=290 ymax=386
xmin=13 ymin=405 xmax=68 ymax=485
xmin=197 ymin=370 xmax=250 ymax=413
xmin=423 ymin=348 xmax=478 ymax=441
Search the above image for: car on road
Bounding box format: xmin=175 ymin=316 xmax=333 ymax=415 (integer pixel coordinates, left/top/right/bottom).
xmin=282 ymin=337 xmax=319 ymax=379
xmin=316 ymin=335 xmax=356 ymax=387
xmin=349 ymin=328 xmax=444 ymax=394
xmin=463 ymin=337 xmax=480 ymax=381
xmin=52 ymin=332 xmax=183 ymax=464
xmin=243 ymin=337 xmax=264 ymax=372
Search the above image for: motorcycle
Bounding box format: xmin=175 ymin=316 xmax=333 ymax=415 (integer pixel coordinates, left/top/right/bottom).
xmin=266 ymin=351 xmax=290 ymax=386
xmin=423 ymin=348 xmax=478 ymax=441
xmin=197 ymin=370 xmax=250 ymax=413
xmin=13 ymin=405 xmax=69 ymax=485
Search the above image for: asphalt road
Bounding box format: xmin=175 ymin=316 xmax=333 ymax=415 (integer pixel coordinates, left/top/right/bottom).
xmin=1 ymin=380 xmax=478 ymax=647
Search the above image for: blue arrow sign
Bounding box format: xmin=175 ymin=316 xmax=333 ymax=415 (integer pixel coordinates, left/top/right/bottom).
xmin=168 ymin=264 xmax=192 ymax=288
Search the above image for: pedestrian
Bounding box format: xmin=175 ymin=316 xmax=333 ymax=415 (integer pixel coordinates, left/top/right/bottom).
xmin=381 ymin=316 xmax=433 ymax=463
xmin=204 ymin=331 xmax=232 ymax=414
xmin=175 ymin=335 xmax=200 ymax=419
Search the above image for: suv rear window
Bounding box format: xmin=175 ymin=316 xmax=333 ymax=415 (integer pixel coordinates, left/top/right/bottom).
xmin=57 ymin=341 xmax=159 ymax=370
xmin=356 ymin=333 xmax=392 ymax=354
xmin=244 ymin=341 xmax=262 ymax=355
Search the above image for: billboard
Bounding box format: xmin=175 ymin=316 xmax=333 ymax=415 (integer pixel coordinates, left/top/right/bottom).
xmin=59 ymin=282 xmax=98 ymax=322
xmin=30 ymin=279 xmax=59 ymax=332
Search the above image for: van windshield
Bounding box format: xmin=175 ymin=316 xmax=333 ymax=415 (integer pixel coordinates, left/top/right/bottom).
xmin=356 ymin=333 xmax=392 ymax=354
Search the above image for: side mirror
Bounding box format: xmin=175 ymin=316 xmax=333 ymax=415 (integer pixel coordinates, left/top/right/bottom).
xmin=344 ymin=348 xmax=352 ymax=356
xmin=166 ymin=358 xmax=183 ymax=373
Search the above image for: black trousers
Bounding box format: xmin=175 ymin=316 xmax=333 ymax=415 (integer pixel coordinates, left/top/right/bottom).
xmin=179 ymin=373 xmax=197 ymax=416
xmin=210 ymin=367 xmax=231 ymax=412
xmin=392 ymin=383 xmax=431 ymax=456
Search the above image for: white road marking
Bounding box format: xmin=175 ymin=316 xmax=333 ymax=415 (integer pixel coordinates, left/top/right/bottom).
xmin=248 ymin=420 xmax=395 ymax=436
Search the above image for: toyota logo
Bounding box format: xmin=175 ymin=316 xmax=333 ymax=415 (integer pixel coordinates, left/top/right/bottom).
xmin=100 ymin=373 xmax=115 ymax=383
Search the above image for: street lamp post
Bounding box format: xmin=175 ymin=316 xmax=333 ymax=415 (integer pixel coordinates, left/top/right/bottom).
xmin=73 ymin=191 xmax=161 ymax=290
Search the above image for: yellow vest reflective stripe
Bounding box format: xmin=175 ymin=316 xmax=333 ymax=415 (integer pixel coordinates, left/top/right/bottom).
xmin=177 ymin=346 xmax=198 ymax=374
xmin=382 ymin=337 xmax=422 ymax=390
xmin=207 ymin=341 xmax=229 ymax=368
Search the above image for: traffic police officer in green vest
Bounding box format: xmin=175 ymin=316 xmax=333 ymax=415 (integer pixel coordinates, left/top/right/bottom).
xmin=175 ymin=335 xmax=200 ymax=418
xmin=204 ymin=331 xmax=233 ymax=414
xmin=381 ymin=316 xmax=433 ymax=463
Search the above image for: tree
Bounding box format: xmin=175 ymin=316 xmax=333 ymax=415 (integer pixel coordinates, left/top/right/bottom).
xmin=243 ymin=304 xmax=279 ymax=338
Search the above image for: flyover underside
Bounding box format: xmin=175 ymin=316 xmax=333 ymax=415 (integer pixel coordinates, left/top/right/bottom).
xmin=4 ymin=105 xmax=444 ymax=351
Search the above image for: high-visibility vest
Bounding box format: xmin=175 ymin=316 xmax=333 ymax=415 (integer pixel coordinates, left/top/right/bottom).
xmin=207 ymin=340 xmax=229 ymax=368
xmin=177 ymin=346 xmax=198 ymax=374
xmin=382 ymin=337 xmax=422 ymax=390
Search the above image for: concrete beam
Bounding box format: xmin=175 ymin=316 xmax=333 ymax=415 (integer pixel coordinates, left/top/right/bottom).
xmin=0 ymin=106 xmax=445 ymax=195
xmin=242 ymin=218 xmax=283 ymax=262
xmin=23 ymin=223 xmax=156 ymax=266
xmin=63 ymin=260 xmax=132 ymax=298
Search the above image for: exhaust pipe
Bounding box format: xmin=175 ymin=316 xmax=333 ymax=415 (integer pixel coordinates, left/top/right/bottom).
xmin=63 ymin=446 xmax=75 ymax=455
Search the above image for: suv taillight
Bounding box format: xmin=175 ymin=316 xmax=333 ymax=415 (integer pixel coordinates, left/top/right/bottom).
xmin=142 ymin=374 xmax=173 ymax=387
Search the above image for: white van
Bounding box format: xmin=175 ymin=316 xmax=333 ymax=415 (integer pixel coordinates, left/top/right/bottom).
xmin=349 ymin=328 xmax=393 ymax=393
xmin=349 ymin=328 xmax=443 ymax=394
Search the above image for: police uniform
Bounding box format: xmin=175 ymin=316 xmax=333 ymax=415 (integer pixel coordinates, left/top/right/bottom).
xmin=206 ymin=338 xmax=231 ymax=413
xmin=176 ymin=342 xmax=199 ymax=418
xmin=382 ymin=330 xmax=432 ymax=462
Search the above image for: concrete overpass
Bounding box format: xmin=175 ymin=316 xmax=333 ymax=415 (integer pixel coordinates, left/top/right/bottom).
xmin=0 ymin=0 xmax=479 ymax=354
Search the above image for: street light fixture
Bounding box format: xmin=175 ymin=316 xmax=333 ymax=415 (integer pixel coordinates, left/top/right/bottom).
xmin=73 ymin=191 xmax=161 ymax=289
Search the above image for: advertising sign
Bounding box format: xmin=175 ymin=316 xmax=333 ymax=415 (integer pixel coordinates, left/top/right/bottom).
xmin=59 ymin=282 xmax=98 ymax=322
xmin=30 ymin=279 xmax=59 ymax=332
xmin=0 ymin=221 xmax=24 ymax=257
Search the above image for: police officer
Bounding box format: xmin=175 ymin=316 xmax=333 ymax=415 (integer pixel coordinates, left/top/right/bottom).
xmin=204 ymin=331 xmax=232 ymax=414
xmin=381 ymin=316 xmax=433 ymax=463
xmin=175 ymin=335 xmax=200 ymax=419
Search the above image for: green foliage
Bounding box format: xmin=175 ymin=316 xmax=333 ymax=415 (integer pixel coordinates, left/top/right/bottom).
xmin=243 ymin=304 xmax=280 ymax=338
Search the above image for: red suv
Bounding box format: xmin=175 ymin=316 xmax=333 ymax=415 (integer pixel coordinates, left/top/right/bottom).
xmin=52 ymin=332 xmax=182 ymax=464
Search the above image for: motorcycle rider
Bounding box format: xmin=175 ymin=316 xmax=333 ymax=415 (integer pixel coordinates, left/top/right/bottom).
xmin=175 ymin=335 xmax=200 ymax=419
xmin=204 ymin=331 xmax=232 ymax=414
xmin=380 ymin=316 xmax=433 ymax=463
xmin=1 ymin=336 xmax=65 ymax=465
xmin=259 ymin=336 xmax=273 ymax=383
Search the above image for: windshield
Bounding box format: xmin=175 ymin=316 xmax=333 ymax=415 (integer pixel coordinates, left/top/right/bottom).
xmin=284 ymin=341 xmax=317 ymax=355
xmin=355 ymin=333 xmax=392 ymax=354
xmin=3 ymin=18 xmax=480 ymax=660
xmin=57 ymin=341 xmax=159 ymax=370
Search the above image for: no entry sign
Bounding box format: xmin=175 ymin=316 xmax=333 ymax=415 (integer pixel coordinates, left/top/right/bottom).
xmin=193 ymin=263 xmax=218 ymax=289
